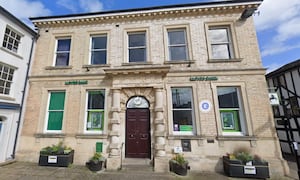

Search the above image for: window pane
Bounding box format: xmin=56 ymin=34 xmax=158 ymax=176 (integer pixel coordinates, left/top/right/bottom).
xmin=169 ymin=46 xmax=187 ymax=60
xmin=129 ymin=48 xmax=146 ymax=62
xmin=55 ymin=53 xmax=69 ymax=66
xmin=209 ymin=28 xmax=229 ymax=43
xmin=217 ymin=87 xmax=239 ymax=108
xmin=91 ymin=51 xmax=107 ymax=64
xmin=87 ymin=111 xmax=103 ymax=130
xmin=172 ymin=88 xmax=192 ymax=108
xmin=92 ymin=36 xmax=107 ymax=49
xmin=168 ymin=30 xmax=186 ymax=45
xmin=49 ymin=92 xmax=65 ymax=110
xmin=173 ymin=110 xmax=193 ymax=132
xmin=129 ymin=33 xmax=146 ymax=47
xmin=47 ymin=111 xmax=63 ymax=130
xmin=4 ymin=88 xmax=9 ymax=95
xmin=211 ymin=44 xmax=230 ymax=59
xmin=57 ymin=39 xmax=71 ymax=51
xmin=88 ymin=91 xmax=105 ymax=109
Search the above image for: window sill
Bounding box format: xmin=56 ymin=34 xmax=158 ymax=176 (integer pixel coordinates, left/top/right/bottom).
xmin=75 ymin=134 xmax=108 ymax=139
xmin=122 ymin=62 xmax=153 ymax=66
xmin=208 ymin=58 xmax=242 ymax=63
xmin=216 ymin=135 xmax=257 ymax=141
xmin=168 ymin=135 xmax=204 ymax=140
xmin=0 ymin=95 xmax=16 ymax=101
xmin=34 ymin=133 xmax=66 ymax=138
xmin=0 ymin=47 xmax=23 ymax=59
xmin=45 ymin=66 xmax=73 ymax=70
xmin=82 ymin=64 xmax=110 ymax=68
xmin=164 ymin=60 xmax=195 ymax=64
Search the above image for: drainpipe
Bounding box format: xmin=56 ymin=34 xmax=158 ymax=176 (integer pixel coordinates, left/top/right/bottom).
xmin=11 ymin=35 xmax=37 ymax=159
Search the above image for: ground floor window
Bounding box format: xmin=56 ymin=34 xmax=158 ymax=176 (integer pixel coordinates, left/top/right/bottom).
xmin=217 ymin=87 xmax=245 ymax=134
xmin=86 ymin=90 xmax=105 ymax=132
xmin=46 ymin=91 xmax=65 ymax=131
xmin=171 ymin=87 xmax=194 ymax=134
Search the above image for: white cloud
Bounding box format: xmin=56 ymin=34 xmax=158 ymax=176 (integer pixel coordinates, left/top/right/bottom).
xmin=254 ymin=0 xmax=300 ymax=31
xmin=274 ymin=17 xmax=300 ymax=42
xmin=57 ymin=0 xmax=78 ymax=13
xmin=79 ymin=0 xmax=103 ymax=12
xmin=0 ymin=0 xmax=51 ymax=28
xmin=56 ymin=0 xmax=103 ymax=13
xmin=265 ymin=63 xmax=284 ymax=74
xmin=254 ymin=0 xmax=300 ymax=57
xmin=261 ymin=42 xmax=300 ymax=57
xmin=0 ymin=0 xmax=51 ymax=21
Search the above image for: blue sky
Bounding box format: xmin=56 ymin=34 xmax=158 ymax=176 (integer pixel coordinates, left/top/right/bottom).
xmin=1 ymin=0 xmax=300 ymax=73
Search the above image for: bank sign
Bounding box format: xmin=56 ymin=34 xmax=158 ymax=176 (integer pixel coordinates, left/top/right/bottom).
xmin=190 ymin=76 xmax=218 ymax=81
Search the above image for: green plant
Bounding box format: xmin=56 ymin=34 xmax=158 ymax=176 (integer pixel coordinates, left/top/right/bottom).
xmin=40 ymin=141 xmax=73 ymax=155
xmin=227 ymin=148 xmax=265 ymax=164
xmin=171 ymin=154 xmax=188 ymax=166
xmin=89 ymin=152 xmax=105 ymax=163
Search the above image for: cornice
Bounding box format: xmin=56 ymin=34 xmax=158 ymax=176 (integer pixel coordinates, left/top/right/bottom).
xmin=32 ymin=2 xmax=260 ymax=28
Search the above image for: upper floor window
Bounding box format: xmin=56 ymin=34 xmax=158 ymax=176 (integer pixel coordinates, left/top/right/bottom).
xmin=55 ymin=38 xmax=71 ymax=66
xmin=167 ymin=28 xmax=189 ymax=61
xmin=2 ymin=27 xmax=21 ymax=53
xmin=0 ymin=64 xmax=15 ymax=95
xmin=171 ymin=87 xmax=195 ymax=135
xmin=208 ymin=26 xmax=234 ymax=60
xmin=90 ymin=35 xmax=107 ymax=65
xmin=128 ymin=32 xmax=146 ymax=62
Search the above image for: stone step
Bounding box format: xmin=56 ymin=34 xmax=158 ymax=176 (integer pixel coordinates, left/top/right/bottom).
xmin=121 ymin=158 xmax=153 ymax=173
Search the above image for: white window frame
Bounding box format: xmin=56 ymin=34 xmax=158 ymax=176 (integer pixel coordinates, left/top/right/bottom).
xmin=167 ymin=28 xmax=189 ymax=61
xmin=205 ymin=22 xmax=239 ymax=61
xmin=218 ymin=87 xmax=245 ymax=135
xmin=2 ymin=26 xmax=22 ymax=53
xmin=0 ymin=63 xmax=15 ymax=96
xmin=84 ymin=89 xmax=106 ymax=134
xmin=89 ymin=34 xmax=107 ymax=65
xmin=53 ymin=37 xmax=71 ymax=66
xmin=44 ymin=91 xmax=66 ymax=133
xmin=212 ymin=82 xmax=252 ymax=136
xmin=124 ymin=29 xmax=149 ymax=63
xmin=170 ymin=86 xmax=196 ymax=136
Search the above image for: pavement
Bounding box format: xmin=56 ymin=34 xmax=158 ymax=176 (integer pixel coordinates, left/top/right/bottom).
xmin=0 ymin=160 xmax=297 ymax=180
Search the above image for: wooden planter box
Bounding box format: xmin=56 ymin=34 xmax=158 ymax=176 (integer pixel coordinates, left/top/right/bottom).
xmin=38 ymin=150 xmax=74 ymax=167
xmin=223 ymin=156 xmax=270 ymax=179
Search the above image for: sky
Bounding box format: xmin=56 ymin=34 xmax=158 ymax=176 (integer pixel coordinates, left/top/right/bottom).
xmin=0 ymin=0 xmax=299 ymax=74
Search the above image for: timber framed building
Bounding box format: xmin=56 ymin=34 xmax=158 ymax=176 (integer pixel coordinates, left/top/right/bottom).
xmin=17 ymin=0 xmax=288 ymax=176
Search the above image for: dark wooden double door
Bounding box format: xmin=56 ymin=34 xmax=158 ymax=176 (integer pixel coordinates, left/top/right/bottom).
xmin=126 ymin=108 xmax=150 ymax=158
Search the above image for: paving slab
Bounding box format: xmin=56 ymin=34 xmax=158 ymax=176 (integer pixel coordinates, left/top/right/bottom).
xmin=0 ymin=161 xmax=296 ymax=180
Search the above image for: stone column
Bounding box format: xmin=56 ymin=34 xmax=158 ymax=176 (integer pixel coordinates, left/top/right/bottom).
xmin=106 ymin=88 xmax=121 ymax=170
xmin=154 ymin=87 xmax=168 ymax=172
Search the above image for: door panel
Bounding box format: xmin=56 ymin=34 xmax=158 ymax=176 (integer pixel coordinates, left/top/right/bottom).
xmin=126 ymin=108 xmax=150 ymax=158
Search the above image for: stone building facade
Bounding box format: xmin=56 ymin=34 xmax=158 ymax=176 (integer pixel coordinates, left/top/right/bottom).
xmin=17 ymin=0 xmax=288 ymax=176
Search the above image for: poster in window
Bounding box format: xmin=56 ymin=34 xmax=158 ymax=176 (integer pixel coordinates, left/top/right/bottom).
xmin=89 ymin=111 xmax=102 ymax=129
xmin=221 ymin=112 xmax=234 ymax=129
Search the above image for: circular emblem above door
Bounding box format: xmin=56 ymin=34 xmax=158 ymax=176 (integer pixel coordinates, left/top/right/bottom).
xmin=127 ymin=96 xmax=149 ymax=108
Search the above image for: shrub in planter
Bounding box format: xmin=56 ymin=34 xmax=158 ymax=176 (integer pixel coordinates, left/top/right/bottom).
xmin=223 ymin=149 xmax=269 ymax=179
xmin=169 ymin=154 xmax=189 ymax=176
xmin=39 ymin=141 xmax=74 ymax=167
xmin=86 ymin=152 xmax=106 ymax=172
